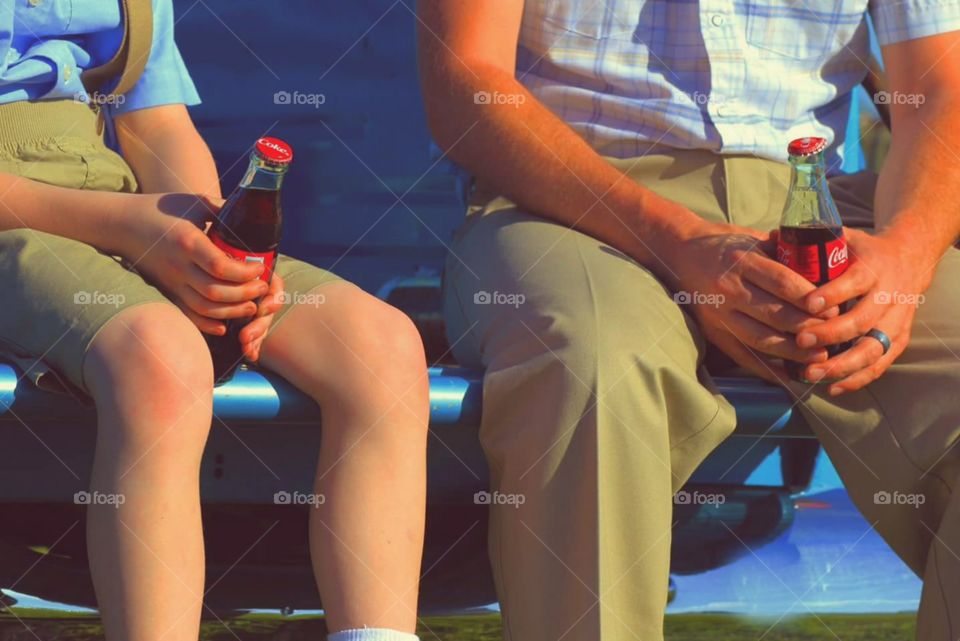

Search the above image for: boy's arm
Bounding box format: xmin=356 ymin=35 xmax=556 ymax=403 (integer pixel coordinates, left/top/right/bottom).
xmin=115 ymin=104 xmax=222 ymax=199
xmin=0 ymin=175 xmax=160 ymax=257
xmin=0 ymin=104 xmax=220 ymax=258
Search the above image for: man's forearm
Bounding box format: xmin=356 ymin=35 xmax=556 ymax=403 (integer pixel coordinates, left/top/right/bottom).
xmin=421 ymin=60 xmax=704 ymax=283
xmin=875 ymin=94 xmax=960 ymax=275
xmin=0 ymin=173 xmax=141 ymax=256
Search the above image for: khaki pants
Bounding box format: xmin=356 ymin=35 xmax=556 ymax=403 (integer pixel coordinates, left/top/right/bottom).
xmin=442 ymin=149 xmax=960 ymax=641
xmin=0 ymin=100 xmax=342 ymax=395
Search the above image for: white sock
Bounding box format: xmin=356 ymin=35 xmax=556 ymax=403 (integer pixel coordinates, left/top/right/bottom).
xmin=327 ymin=628 xmax=419 ymax=641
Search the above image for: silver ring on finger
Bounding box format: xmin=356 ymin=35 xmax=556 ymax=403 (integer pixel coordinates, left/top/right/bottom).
xmin=862 ymin=328 xmax=892 ymax=355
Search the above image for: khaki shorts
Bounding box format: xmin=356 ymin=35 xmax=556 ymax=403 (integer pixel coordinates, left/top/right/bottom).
xmin=0 ymin=100 xmax=341 ymax=395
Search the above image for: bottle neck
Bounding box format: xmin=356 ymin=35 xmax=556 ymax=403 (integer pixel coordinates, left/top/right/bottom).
xmin=239 ymin=155 xmax=287 ymax=191
xmin=788 ymin=153 xmax=828 ymax=192
xmin=782 ymin=151 xmax=842 ymax=227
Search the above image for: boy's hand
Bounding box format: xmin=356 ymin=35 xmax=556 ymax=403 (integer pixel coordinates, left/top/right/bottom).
xmin=123 ymin=193 xmax=268 ymax=336
xmin=238 ymin=274 xmax=285 ymax=363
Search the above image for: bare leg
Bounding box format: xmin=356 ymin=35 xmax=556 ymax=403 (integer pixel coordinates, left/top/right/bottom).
xmin=260 ymin=282 xmax=429 ymax=633
xmin=83 ymin=303 xmax=214 ymax=641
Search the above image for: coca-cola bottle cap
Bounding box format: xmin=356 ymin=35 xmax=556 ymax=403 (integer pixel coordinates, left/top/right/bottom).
xmin=255 ymin=137 xmax=294 ymax=166
xmin=787 ymin=136 xmax=827 ymax=157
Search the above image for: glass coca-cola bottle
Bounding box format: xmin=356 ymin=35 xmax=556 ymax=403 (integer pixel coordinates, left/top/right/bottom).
xmin=205 ymin=137 xmax=293 ymax=384
xmin=776 ymin=136 xmax=850 ymax=382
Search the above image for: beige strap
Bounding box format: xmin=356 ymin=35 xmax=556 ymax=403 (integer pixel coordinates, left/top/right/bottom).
xmin=81 ymin=0 xmax=154 ymax=98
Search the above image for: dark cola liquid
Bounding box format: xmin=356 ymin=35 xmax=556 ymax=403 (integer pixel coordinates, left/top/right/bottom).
xmin=778 ymin=225 xmax=851 ymax=382
xmin=779 ymin=225 xmax=843 ymax=286
xmin=205 ymin=186 xmax=282 ymax=385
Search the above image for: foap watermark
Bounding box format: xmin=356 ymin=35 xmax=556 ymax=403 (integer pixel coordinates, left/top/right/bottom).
xmin=674 ymin=490 xmax=726 ymax=506
xmin=673 ymin=291 xmax=725 ymax=308
xmin=688 ymin=90 xmax=729 ymax=107
xmin=74 ymin=91 xmax=126 ymax=107
xmin=874 ymin=290 xmax=925 ymax=306
xmin=874 ymin=490 xmax=925 ymax=508
xmin=274 ymin=90 xmax=326 ymax=108
xmin=474 ymin=290 xmax=526 ymax=308
xmin=474 ymin=490 xmax=526 ymax=508
xmin=277 ymin=291 xmax=326 ymax=307
xmin=74 ymin=291 xmax=125 ymax=308
xmin=473 ymin=91 xmax=526 ymax=108
xmin=274 ymin=490 xmax=326 ymax=506
xmin=874 ymin=91 xmax=925 ymax=108
xmin=74 ymin=491 xmax=125 ymax=508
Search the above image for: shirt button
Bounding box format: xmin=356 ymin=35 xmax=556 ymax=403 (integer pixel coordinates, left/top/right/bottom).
xmin=711 ymin=14 xmax=725 ymax=27
xmin=63 ymin=66 xmax=72 ymax=80
xmin=28 ymin=0 xmax=42 ymax=6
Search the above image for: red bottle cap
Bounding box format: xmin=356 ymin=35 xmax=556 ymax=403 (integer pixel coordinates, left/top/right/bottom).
xmin=255 ymin=137 xmax=293 ymax=165
xmin=787 ymin=136 xmax=827 ymax=157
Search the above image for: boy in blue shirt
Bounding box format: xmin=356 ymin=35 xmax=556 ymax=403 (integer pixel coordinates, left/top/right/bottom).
xmin=0 ymin=3 xmax=426 ymax=640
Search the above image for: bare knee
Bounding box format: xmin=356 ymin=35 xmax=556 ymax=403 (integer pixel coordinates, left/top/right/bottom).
xmin=330 ymin=292 xmax=425 ymax=398
xmin=272 ymin=285 xmax=428 ymax=438
xmin=84 ymin=304 xmax=214 ymax=446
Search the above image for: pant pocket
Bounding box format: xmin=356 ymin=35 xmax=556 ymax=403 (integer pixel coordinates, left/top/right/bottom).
xmin=0 ymin=139 xmax=91 ymax=189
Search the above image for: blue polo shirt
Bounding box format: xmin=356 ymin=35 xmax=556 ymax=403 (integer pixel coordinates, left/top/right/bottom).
xmin=0 ymin=0 xmax=200 ymax=114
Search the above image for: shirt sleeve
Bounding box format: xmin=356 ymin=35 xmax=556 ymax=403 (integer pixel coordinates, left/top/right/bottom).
xmin=109 ymin=0 xmax=200 ymax=114
xmin=870 ymin=0 xmax=960 ymax=46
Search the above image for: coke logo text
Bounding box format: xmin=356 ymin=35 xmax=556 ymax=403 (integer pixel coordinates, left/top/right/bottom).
xmin=257 ymin=138 xmax=291 ymax=158
xmin=828 ymin=244 xmax=848 ymax=269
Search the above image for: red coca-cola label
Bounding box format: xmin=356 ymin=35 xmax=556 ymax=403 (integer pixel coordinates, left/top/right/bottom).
xmin=777 ymin=237 xmax=848 ymax=283
xmin=209 ymin=230 xmax=276 ymax=283
xmin=825 ymin=239 xmax=849 ymax=279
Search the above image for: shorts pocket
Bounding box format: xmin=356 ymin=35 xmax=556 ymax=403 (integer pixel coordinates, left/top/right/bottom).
xmin=0 ymin=139 xmax=90 ymax=189
xmin=0 ymin=137 xmax=137 ymax=193
xmin=60 ymin=138 xmax=138 ymax=193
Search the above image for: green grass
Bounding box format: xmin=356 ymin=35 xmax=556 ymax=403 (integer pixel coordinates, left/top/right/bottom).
xmin=663 ymin=613 xmax=915 ymax=641
xmin=416 ymin=613 xmax=916 ymax=641
xmin=0 ymin=612 xmax=917 ymax=640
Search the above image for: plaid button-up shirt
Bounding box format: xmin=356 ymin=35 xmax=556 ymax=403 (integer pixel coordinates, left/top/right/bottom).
xmin=516 ymin=0 xmax=960 ymax=170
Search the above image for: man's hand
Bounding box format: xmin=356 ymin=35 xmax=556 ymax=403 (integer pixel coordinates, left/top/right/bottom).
xmin=122 ymin=193 xmax=268 ymax=336
xmin=792 ymin=228 xmax=938 ymax=395
xmin=664 ymin=220 xmax=836 ymax=383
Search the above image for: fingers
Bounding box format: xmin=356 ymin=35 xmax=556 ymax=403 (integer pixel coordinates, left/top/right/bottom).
xmin=178 ymin=283 xmax=260 ymax=320
xmin=239 ymin=315 xmax=271 ymax=343
xmin=739 ymin=251 xmax=818 ymax=305
xmin=257 ymin=296 xmax=284 ymax=319
xmin=803 ymin=261 xmax=875 ymax=314
xmin=241 ymin=275 xmax=284 ymax=361
xmin=194 ymin=236 xmax=266 ymax=283
xmin=722 ymin=314 xmax=828 ymax=363
xmin=175 ymin=303 xmax=226 ymax=336
xmin=800 ymin=333 xmax=884 ymax=384
xmin=239 ymin=316 xmax=274 ymax=363
xmin=735 ymin=283 xmax=838 ymax=334
xmin=186 ymin=263 xmax=269 ymax=302
xmin=819 ymin=306 xmax=913 ymax=395
xmin=795 ymin=293 xmax=885 ymax=349
xmin=256 ymin=274 xmax=285 ymax=318
xmin=825 ymin=347 xmax=898 ymax=395
xmin=710 ymin=330 xmax=791 ymax=385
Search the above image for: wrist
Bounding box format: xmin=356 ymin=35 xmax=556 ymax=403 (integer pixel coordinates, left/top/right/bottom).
xmin=111 ymin=194 xmax=158 ymax=261
xmin=639 ymin=200 xmax=714 ymax=288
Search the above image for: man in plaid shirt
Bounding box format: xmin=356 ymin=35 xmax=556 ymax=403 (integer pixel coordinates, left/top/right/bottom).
xmin=419 ymin=1 xmax=960 ymax=639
